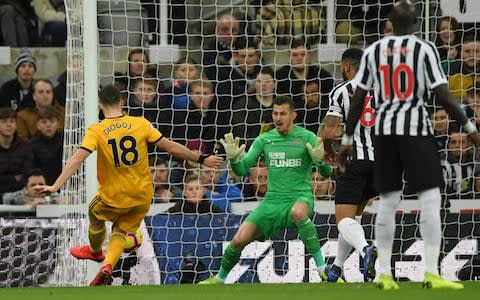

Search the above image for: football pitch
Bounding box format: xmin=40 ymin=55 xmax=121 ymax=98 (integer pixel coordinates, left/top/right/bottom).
xmin=2 ymin=282 xmax=479 ymax=300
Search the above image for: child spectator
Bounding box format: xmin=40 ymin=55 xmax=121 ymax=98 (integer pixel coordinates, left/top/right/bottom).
xmin=167 ymin=174 xmax=223 ymax=214
xmin=168 ymin=57 xmax=201 ymax=109
xmin=171 ymin=80 xmax=217 ymax=153
xmin=435 ymin=16 xmax=460 ymax=62
xmin=200 ymin=163 xmax=243 ymax=213
xmin=0 ymin=107 xmax=33 ymax=195
xmin=311 ymin=168 xmax=335 ymax=201
xmin=28 ymin=106 xmax=63 ymax=185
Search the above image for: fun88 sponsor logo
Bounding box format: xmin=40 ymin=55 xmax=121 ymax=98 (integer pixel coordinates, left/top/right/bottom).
xmin=268 ymin=152 xmax=302 ymax=167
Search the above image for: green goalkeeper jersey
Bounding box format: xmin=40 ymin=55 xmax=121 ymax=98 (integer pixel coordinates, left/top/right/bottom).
xmin=231 ymin=125 xmax=332 ymax=198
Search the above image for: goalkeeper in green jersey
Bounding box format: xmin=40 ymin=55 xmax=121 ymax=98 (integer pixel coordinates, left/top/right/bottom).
xmin=199 ymin=96 xmax=333 ymax=284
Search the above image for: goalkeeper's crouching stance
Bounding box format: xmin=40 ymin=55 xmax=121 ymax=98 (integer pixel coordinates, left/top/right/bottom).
xmin=199 ymin=96 xmax=333 ymax=284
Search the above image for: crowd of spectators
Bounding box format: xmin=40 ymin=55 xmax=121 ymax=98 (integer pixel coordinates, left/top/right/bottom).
xmin=0 ymin=2 xmax=479 ymax=215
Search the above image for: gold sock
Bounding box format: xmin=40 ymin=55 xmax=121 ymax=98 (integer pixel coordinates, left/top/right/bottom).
xmin=104 ymin=232 xmax=126 ymax=267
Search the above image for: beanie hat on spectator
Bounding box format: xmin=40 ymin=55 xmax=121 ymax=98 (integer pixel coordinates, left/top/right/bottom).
xmin=15 ymin=49 xmax=37 ymax=73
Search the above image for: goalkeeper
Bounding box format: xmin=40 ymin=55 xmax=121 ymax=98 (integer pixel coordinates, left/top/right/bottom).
xmin=199 ymin=96 xmax=332 ymax=284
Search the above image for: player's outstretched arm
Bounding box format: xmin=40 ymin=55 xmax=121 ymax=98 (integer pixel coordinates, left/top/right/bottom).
xmin=34 ymin=148 xmax=91 ymax=194
xmin=434 ymin=84 xmax=480 ymax=147
xmin=156 ymin=137 xmax=223 ymax=168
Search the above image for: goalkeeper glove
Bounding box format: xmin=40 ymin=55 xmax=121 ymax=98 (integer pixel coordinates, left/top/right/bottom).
xmin=219 ymin=133 xmax=246 ymax=160
xmin=306 ymin=137 xmax=325 ymax=163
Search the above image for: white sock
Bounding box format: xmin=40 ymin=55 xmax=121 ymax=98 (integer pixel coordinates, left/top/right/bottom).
xmin=418 ymin=187 xmax=442 ymax=275
xmin=375 ymin=190 xmax=402 ymax=276
xmin=333 ymin=232 xmax=353 ymax=268
xmin=337 ymin=217 xmax=369 ymax=257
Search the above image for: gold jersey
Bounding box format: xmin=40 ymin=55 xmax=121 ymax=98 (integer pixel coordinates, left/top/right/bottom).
xmin=81 ymin=115 xmax=162 ymax=208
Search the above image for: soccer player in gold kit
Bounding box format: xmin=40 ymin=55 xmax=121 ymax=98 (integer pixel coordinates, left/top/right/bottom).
xmin=35 ymin=84 xmax=223 ymax=286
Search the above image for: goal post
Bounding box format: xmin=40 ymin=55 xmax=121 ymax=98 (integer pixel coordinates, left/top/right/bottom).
xmin=53 ymin=0 xmax=480 ymax=286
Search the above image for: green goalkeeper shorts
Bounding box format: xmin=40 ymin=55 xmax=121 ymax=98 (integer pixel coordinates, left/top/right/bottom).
xmin=244 ymin=193 xmax=314 ymax=240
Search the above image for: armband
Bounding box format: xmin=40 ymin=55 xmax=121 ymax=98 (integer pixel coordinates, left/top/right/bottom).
xmin=341 ymin=135 xmax=354 ymax=146
xmin=463 ymin=122 xmax=477 ymax=134
xmin=197 ymin=154 xmax=209 ymax=164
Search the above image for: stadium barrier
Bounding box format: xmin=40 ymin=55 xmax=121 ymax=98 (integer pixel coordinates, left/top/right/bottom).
xmin=1 ymin=210 xmax=478 ymax=287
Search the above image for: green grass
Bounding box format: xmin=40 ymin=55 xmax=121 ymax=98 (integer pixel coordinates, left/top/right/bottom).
xmin=1 ymin=282 xmax=479 ymax=300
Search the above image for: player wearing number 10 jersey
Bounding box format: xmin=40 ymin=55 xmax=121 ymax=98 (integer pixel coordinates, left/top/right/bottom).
xmin=34 ymin=85 xmax=223 ymax=286
xmin=340 ymin=0 xmax=480 ymax=290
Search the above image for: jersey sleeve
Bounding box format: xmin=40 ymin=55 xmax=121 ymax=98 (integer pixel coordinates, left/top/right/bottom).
xmin=423 ymin=42 xmax=448 ymax=89
xmin=326 ymin=84 xmax=346 ymax=119
xmin=231 ymin=136 xmax=264 ymax=176
xmin=144 ymin=119 xmax=162 ymax=143
xmin=354 ymin=51 xmax=373 ymax=91
xmin=80 ymin=126 xmax=97 ymax=152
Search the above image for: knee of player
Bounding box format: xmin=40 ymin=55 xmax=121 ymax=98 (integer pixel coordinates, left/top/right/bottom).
xmin=230 ymin=236 xmax=249 ymax=249
xmin=290 ymin=202 xmax=310 ymax=222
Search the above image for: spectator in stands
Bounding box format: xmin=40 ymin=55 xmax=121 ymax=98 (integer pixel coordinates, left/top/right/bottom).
xmin=462 ymin=83 xmax=480 ymax=132
xmin=171 ymin=80 xmax=217 ymax=153
xmin=474 ymin=165 xmax=480 ymax=199
xmin=200 ymin=163 xmax=243 ymax=213
xmin=0 ymin=49 xmax=37 ymax=111
xmin=435 ymin=16 xmax=460 ymax=62
xmin=167 ymin=57 xmax=201 ymax=109
xmin=382 ymin=19 xmax=393 ymax=37
xmin=441 ymin=131 xmax=475 ymax=200
xmin=125 ymin=77 xmax=172 ymax=143
xmin=297 ymin=79 xmax=324 ymax=134
xmin=446 ymin=33 xmax=480 ymax=100
xmin=0 ymin=1 xmax=31 ymax=47
xmin=431 ymin=108 xmax=451 ymax=157
xmin=311 ymin=168 xmax=334 ymax=201
xmin=216 ymin=36 xmax=262 ymax=101
xmin=276 ymin=39 xmax=333 ymax=109
xmin=215 ymin=36 xmax=263 ymax=140
xmin=169 ymin=139 xmax=206 ymax=192
xmin=167 ymin=174 xmax=223 ymax=214
xmin=149 ymin=156 xmax=181 ymax=203
xmin=335 ymin=0 xmax=393 ymax=44
xmin=256 ymin=0 xmax=324 ymax=47
xmin=114 ymin=49 xmax=158 ymax=94
xmin=241 ymin=160 xmax=267 ymax=202
xmin=28 ymin=106 xmax=63 ymax=186
xmin=0 ymin=107 xmax=33 ymax=195
xmin=232 ymin=67 xmax=275 ymax=149
xmin=16 ymin=79 xmax=65 ymax=140
xmin=32 ymin=0 xmax=66 ymax=47
xmin=202 ymin=13 xmax=240 ymax=82
xmin=1 ymin=168 xmax=60 ymax=208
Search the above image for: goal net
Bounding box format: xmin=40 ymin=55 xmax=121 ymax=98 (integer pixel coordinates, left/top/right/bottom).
xmin=48 ymin=0 xmax=480 ymax=286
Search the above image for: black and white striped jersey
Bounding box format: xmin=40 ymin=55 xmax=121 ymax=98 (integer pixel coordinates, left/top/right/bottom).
xmin=354 ymin=34 xmax=447 ymax=136
xmin=327 ymin=80 xmax=375 ymax=161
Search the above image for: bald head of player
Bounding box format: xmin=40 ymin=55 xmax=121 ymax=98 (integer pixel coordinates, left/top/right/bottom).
xmin=390 ymin=0 xmax=417 ymax=35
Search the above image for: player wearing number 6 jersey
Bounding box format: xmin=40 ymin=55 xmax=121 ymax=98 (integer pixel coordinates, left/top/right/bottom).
xmin=322 ymin=48 xmax=377 ymax=283
xmin=34 ymin=84 xmax=223 ymax=286
xmin=340 ymin=0 xmax=480 ymax=290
